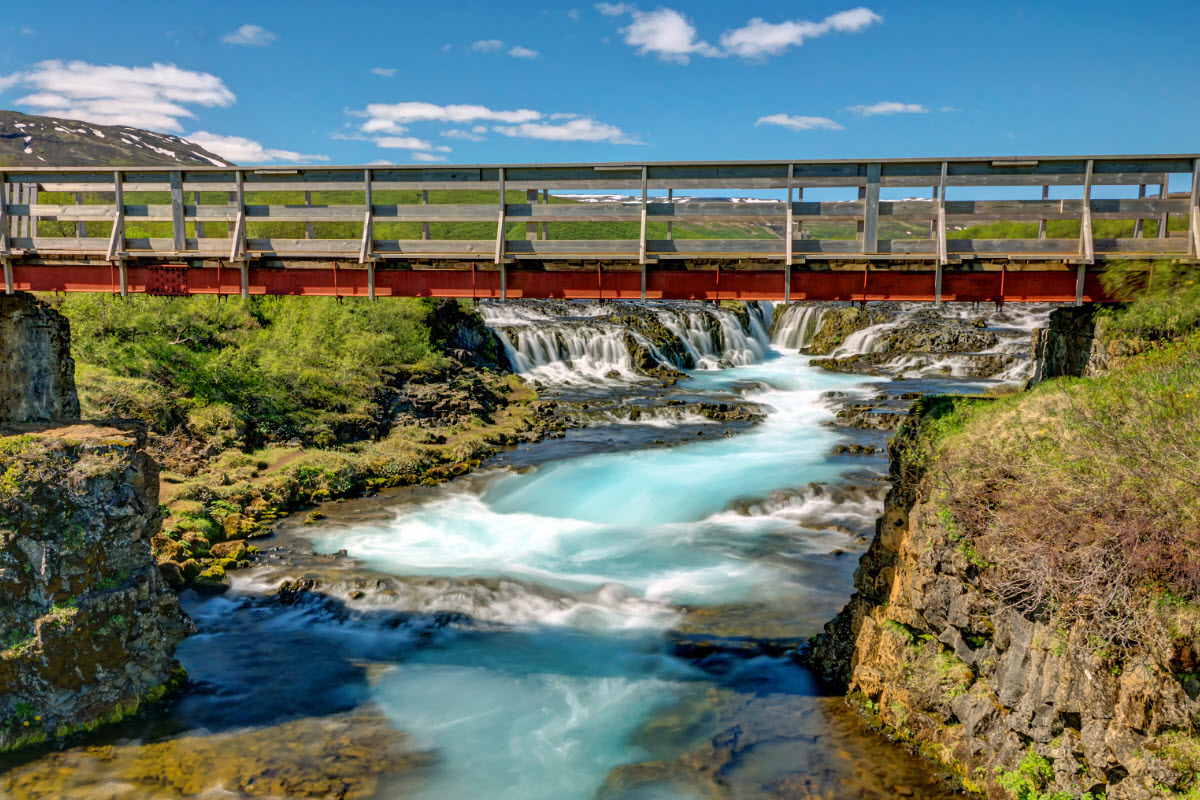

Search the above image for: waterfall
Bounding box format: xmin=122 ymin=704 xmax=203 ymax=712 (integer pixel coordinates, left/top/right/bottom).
xmin=480 ymin=301 xmax=773 ymax=383
xmin=771 ymin=304 xmax=830 ymax=351
xmin=654 ymin=304 xmax=769 ymax=369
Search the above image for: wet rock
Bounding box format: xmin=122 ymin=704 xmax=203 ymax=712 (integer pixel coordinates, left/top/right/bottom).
xmin=0 ymin=706 xmax=436 ymax=799
xmin=833 ymin=405 xmax=905 ymax=430
xmin=0 ymin=422 xmax=193 ymax=752
xmin=209 ymin=539 xmax=248 ymax=561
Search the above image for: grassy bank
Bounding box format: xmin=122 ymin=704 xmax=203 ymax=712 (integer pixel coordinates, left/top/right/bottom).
xmin=898 ymin=266 xmax=1200 ymax=663
xmin=45 ymin=294 xmax=549 ymax=589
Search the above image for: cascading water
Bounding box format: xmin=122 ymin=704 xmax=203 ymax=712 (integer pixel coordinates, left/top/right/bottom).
xmin=481 ymin=300 xmax=776 ymax=381
xmin=654 ymin=307 xmax=767 ymax=368
xmin=771 ymin=304 xmax=830 ymax=350
xmin=479 ymin=303 xmax=670 ymax=383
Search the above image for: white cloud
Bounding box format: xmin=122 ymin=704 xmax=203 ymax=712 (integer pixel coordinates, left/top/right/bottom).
xmin=361 ymin=101 xmax=541 ymax=127
xmin=720 ymin=8 xmax=881 ymax=58
xmin=370 ymin=67 xmax=396 ymax=77
xmin=620 ymin=7 xmax=719 ymax=63
xmin=509 ymin=46 xmax=539 ymax=59
xmin=493 ymin=117 xmax=640 ymax=144
xmin=601 ymin=5 xmax=881 ymax=62
xmin=471 ymin=39 xmax=504 ymax=52
xmin=4 ymin=60 xmax=235 ymax=132
xmin=186 ymin=131 xmax=329 ymax=163
xmin=222 ymin=24 xmax=276 ymax=46
xmin=940 ymin=106 xmax=961 ymax=113
xmin=755 ymin=113 xmax=844 ymax=132
xmin=412 ymin=152 xmax=447 ymax=162
xmin=351 ymin=101 xmax=638 ymax=150
xmin=375 ymin=136 xmax=437 ymax=150
xmin=568 ymin=8 xmax=580 ymax=20
xmin=0 ymin=73 xmax=20 ymax=94
xmin=19 ymin=27 xmax=34 ymax=36
xmin=367 ymin=160 xmax=394 ymax=166
xmin=847 ymin=101 xmax=928 ymax=116
xmin=442 ymin=128 xmax=486 ymax=141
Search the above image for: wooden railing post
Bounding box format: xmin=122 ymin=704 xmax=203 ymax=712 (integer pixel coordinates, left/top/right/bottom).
xmin=74 ymin=192 xmax=86 ymax=238
xmin=936 ymin=161 xmax=948 ymax=305
xmin=105 ymin=171 xmax=127 ymax=297
xmin=359 ymin=168 xmax=374 ymax=265
xmin=639 ymin=166 xmax=648 ymax=300
xmin=862 ymin=162 xmax=880 ymax=254
xmin=304 ymin=191 xmax=315 ymax=240
xmin=421 ymin=190 xmax=430 ymax=241
xmin=1074 ymin=160 xmax=1095 ymax=307
xmin=1079 ymin=159 xmax=1095 ymax=268
xmin=1190 ymin=158 xmax=1200 ymax=257
xmin=170 ymin=170 xmax=186 ymax=253
xmin=1037 ymin=185 xmax=1049 ymax=239
xmin=540 ymin=189 xmax=549 ymax=240
xmin=526 ymin=189 xmax=538 ymax=242
xmin=229 ymin=171 xmax=248 ymax=299
xmin=194 ymin=191 xmax=205 ymax=240
xmin=1133 ymin=183 xmax=1146 ymax=238
xmin=784 ymin=163 xmax=794 ymax=303
xmin=666 ymin=188 xmax=674 ymax=241
xmin=495 ymin=168 xmax=506 ymax=299
xmin=1158 ymin=174 xmax=1170 ymax=239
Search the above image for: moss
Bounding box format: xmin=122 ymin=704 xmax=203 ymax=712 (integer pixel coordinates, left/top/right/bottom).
xmin=3 ymin=667 xmax=187 ymax=753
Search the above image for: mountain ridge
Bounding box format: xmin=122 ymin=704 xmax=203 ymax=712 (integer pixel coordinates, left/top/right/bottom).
xmin=0 ymin=109 xmax=234 ymax=168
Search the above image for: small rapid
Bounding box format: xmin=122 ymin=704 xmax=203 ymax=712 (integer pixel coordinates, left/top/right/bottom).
xmin=287 ymin=348 xmax=882 ymax=799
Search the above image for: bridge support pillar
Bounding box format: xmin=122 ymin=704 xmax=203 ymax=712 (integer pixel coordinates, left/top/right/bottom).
xmin=368 ymin=262 xmax=376 ymax=300
xmin=2 ymin=257 xmax=12 ymax=295
xmin=240 ymin=262 xmax=249 ymax=300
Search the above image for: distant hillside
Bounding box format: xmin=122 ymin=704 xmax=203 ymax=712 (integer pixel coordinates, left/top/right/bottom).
xmin=0 ymin=110 xmax=234 ymax=168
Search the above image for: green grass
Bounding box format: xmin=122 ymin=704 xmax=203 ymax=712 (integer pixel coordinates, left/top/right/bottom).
xmin=914 ymin=326 xmax=1200 ymax=654
xmin=948 ymin=217 xmax=1188 ymax=240
xmin=49 ymin=293 xmax=445 ymax=445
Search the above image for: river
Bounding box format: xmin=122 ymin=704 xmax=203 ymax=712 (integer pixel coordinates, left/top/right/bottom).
xmin=1 ymin=300 xmax=1049 ymax=799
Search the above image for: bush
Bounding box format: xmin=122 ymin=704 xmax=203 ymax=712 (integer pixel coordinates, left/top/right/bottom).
xmin=50 ymin=294 xmax=444 ymax=446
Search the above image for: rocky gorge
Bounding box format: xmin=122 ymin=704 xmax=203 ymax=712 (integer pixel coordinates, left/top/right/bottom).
xmin=5 ymin=286 xmax=1190 ymax=799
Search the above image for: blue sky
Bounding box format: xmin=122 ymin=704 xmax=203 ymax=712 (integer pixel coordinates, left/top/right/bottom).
xmin=1 ymin=1 xmax=1198 ymax=167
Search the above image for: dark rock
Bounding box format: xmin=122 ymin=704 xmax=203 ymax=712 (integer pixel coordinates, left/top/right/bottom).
xmin=0 ymin=422 xmax=193 ymax=751
xmin=0 ymin=292 xmax=80 ymax=424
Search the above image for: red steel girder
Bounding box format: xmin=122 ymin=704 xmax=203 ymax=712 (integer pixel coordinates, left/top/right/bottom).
xmin=10 ymin=264 xmax=1118 ymax=304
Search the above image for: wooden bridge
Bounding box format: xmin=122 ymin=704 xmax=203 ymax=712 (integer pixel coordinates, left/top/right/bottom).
xmin=2 ymin=154 xmax=1197 ymax=304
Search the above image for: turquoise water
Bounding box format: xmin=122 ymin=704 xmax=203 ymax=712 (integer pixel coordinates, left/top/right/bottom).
xmin=305 ymin=352 xmax=887 ymax=799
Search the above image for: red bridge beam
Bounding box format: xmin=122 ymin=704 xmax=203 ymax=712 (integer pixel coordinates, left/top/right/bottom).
xmin=10 ymin=264 xmax=1118 ymax=304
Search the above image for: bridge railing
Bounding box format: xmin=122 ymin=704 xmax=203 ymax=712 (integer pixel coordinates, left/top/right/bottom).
xmin=1 ymin=156 xmax=1198 ymax=298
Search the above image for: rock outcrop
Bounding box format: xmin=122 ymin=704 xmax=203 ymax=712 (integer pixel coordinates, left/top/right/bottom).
xmin=0 ymin=293 xmax=79 ymax=424
xmin=1030 ymin=304 xmax=1146 ymax=383
xmin=810 ymin=402 xmax=1199 ymax=799
xmin=0 ymin=422 xmax=193 ymax=751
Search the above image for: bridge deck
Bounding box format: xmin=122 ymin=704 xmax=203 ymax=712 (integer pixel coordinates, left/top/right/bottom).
xmin=2 ymin=155 xmax=1197 ymax=302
